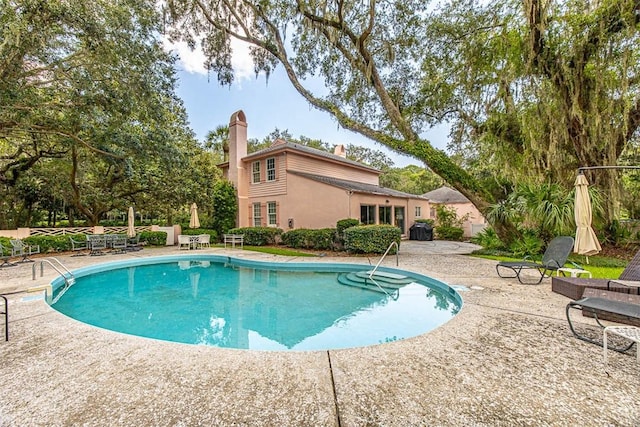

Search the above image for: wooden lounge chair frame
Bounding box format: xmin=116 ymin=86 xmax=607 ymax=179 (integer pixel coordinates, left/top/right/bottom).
xmin=496 ymin=236 xmax=575 ymax=284
xmin=566 ymin=296 xmax=640 ymax=353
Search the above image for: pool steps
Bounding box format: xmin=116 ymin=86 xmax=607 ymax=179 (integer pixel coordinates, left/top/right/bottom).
xmin=337 ymin=271 xmax=414 ymax=294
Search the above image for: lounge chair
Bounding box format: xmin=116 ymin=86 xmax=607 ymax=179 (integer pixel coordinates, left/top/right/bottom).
xmin=69 ymin=236 xmax=88 ymax=256
xmin=87 ymin=235 xmax=107 ymax=256
xmin=606 ymin=249 xmax=640 ymax=295
xmin=566 ymin=295 xmax=640 ymax=353
xmin=0 ymin=243 xmax=17 ymax=268
xmin=127 ymin=234 xmax=142 ymax=251
xmin=496 ymin=236 xmax=575 ymax=284
xmin=552 ymin=248 xmax=640 ymax=299
xmin=110 ymin=235 xmax=128 ymax=254
xmin=10 ymin=239 xmax=40 ymax=263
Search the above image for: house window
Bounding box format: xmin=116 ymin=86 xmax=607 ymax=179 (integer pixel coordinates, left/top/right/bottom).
xmin=267 ymin=201 xmax=277 ymax=226
xmin=360 ymin=205 xmax=375 ymax=225
xmin=266 ymin=158 xmax=276 ymax=181
xmin=253 ymin=203 xmax=262 ymax=226
xmin=252 ymin=161 xmax=261 ymax=183
xmin=415 ymin=206 xmax=421 ymax=217
xmin=379 ymin=206 xmax=392 ymax=225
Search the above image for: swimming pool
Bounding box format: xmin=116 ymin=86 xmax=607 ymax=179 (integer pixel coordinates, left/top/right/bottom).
xmin=49 ymin=255 xmax=462 ymax=351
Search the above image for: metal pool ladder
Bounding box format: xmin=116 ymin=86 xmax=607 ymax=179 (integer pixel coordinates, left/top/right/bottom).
xmin=32 ymin=258 xmax=76 ymax=303
xmin=367 ymin=241 xmax=400 ymax=299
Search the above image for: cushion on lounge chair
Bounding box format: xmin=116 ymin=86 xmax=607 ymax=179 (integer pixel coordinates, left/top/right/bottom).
xmin=496 ymin=236 xmax=574 ymax=284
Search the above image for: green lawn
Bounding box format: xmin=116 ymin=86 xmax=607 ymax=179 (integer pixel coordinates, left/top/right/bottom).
xmin=219 ymin=244 xmax=317 ymax=257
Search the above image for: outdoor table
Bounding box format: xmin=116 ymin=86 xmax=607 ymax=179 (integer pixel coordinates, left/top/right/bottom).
xmin=189 ymin=235 xmax=200 ymax=250
xmin=557 ymin=267 xmax=592 ymax=278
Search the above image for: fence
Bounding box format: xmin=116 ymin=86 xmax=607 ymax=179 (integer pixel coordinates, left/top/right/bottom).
xmin=0 ymin=226 xmax=154 ymax=240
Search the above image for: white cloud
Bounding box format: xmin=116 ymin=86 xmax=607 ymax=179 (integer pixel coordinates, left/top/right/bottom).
xmin=162 ymin=38 xmax=208 ymax=75
xmin=230 ymin=38 xmax=256 ymax=83
xmin=162 ymin=36 xmax=257 ymax=84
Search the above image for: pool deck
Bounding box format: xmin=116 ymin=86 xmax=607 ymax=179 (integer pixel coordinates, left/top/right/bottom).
xmin=1 ymin=241 xmax=639 ymax=426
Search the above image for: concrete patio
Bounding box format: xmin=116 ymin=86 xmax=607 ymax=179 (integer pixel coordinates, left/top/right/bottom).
xmin=0 ymin=241 xmax=639 ymax=426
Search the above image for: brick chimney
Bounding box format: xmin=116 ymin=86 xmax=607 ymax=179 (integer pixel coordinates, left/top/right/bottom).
xmin=334 ymin=144 xmax=346 ymax=158
xmin=228 ymin=110 xmax=248 ymax=227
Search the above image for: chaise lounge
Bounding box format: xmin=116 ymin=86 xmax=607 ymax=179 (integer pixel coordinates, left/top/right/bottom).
xmin=566 ymin=293 xmax=640 ymax=352
xmin=496 ymin=236 xmax=575 ymax=284
xmin=552 ymin=248 xmax=640 ymax=300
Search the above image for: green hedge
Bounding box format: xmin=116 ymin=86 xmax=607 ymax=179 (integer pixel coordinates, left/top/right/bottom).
xmin=434 ymin=226 xmax=464 ymax=241
xmin=227 ymin=227 xmax=282 ymax=246
xmin=336 ymin=218 xmax=360 ymax=236
xmin=281 ymin=228 xmax=336 ymax=250
xmin=139 ymin=231 xmax=167 ymax=246
xmin=180 ymin=228 xmax=218 ymax=242
xmin=415 ymin=218 xmax=435 ymax=225
xmin=344 ymin=225 xmax=402 ymax=254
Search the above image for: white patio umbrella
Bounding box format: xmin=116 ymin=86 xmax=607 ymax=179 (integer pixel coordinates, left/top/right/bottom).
xmin=127 ymin=207 xmax=136 ymax=238
xmin=574 ymin=173 xmax=601 ymax=258
xmin=189 ymin=203 xmax=200 ymax=229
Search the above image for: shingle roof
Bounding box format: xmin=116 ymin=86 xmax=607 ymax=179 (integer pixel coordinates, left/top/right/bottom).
xmin=244 ymin=140 xmax=380 ymax=173
xmin=289 ymin=171 xmax=427 ymax=200
xmin=422 ymin=186 xmax=470 ymax=203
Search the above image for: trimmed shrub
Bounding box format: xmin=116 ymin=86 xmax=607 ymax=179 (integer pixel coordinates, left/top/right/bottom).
xmin=282 ymin=228 xmax=336 ymax=250
xmin=344 ymin=225 xmax=401 ymax=254
xmin=434 ymin=226 xmax=464 ymax=241
xmin=336 ymin=218 xmax=359 ymax=236
xmin=227 ymin=227 xmax=282 ymax=246
xmin=22 ymin=235 xmax=71 ymax=252
xmin=140 ymin=231 xmax=167 ymax=246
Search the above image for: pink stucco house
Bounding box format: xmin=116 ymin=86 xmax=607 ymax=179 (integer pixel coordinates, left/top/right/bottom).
xmin=219 ymin=111 xmax=430 ymax=235
xmin=422 ymin=186 xmax=487 ymax=238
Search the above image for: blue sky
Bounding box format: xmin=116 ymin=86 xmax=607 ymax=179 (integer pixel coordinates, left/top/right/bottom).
xmin=168 ymin=40 xmax=450 ymax=168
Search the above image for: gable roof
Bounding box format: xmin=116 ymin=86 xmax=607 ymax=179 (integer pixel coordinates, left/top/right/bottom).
xmin=243 ymin=140 xmax=380 ymax=173
xmin=422 ymin=186 xmax=470 ymax=203
xmin=289 ymin=170 xmax=427 ymax=200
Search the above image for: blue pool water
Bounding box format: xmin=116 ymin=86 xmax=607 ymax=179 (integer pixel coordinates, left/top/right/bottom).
xmin=50 ymin=256 xmax=462 ymax=351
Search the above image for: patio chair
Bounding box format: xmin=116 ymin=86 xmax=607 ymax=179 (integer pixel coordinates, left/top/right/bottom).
xmin=127 ymin=234 xmax=143 ymax=251
xmin=606 ymin=249 xmax=640 ymax=295
xmin=178 ymin=235 xmax=191 ymax=250
xmin=197 ymin=234 xmax=211 ymax=249
xmin=496 ymin=236 xmax=575 ymax=284
xmin=110 ymin=235 xmax=128 ymax=254
xmin=69 ymin=236 xmax=88 ymax=256
xmin=566 ymin=295 xmax=640 ymax=353
xmin=0 ymin=242 xmax=17 ymax=268
xmin=10 ymin=239 xmax=40 ymax=263
xmin=87 ymin=235 xmax=107 ymax=256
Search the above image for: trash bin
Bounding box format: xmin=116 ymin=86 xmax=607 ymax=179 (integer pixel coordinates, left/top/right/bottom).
xmin=409 ymin=222 xmax=433 ymax=241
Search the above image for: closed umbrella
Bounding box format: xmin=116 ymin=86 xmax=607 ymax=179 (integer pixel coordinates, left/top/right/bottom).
xmin=189 ymin=203 xmax=200 ymax=229
xmin=574 ymin=174 xmax=601 ymax=257
xmin=127 ymin=207 xmax=136 ymax=238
